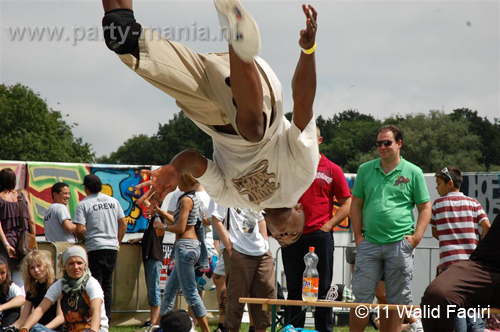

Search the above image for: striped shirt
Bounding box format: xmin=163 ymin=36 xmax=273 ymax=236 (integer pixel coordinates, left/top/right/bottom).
xmin=431 ymin=192 xmax=488 ymax=269
xmin=174 ymin=191 xmax=200 ymax=226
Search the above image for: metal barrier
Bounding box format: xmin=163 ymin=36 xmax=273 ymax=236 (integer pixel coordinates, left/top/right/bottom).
xmin=38 ymin=241 xmax=439 ymax=324
xmin=274 ymin=243 xmax=440 ymax=303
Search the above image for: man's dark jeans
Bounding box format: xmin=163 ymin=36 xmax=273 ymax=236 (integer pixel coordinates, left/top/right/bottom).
xmin=282 ymin=230 xmax=334 ymax=332
xmin=87 ymin=249 xmax=118 ymax=321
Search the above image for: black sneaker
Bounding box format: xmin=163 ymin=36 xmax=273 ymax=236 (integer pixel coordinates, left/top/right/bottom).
xmin=140 ymin=322 xmax=152 ymax=329
xmin=212 ymin=323 xmax=229 ymax=332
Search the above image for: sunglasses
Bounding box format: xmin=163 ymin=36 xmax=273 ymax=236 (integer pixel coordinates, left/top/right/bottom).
xmin=375 ymin=140 xmax=395 ymax=147
xmin=441 ymin=167 xmax=454 ymax=183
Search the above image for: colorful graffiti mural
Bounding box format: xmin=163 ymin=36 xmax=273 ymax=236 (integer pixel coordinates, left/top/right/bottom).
xmin=3 ymin=161 xmax=499 ymax=236
xmin=0 ymin=161 xmax=150 ymax=235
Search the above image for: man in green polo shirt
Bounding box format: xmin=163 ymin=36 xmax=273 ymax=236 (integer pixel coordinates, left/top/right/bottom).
xmin=349 ymin=125 xmax=431 ymax=332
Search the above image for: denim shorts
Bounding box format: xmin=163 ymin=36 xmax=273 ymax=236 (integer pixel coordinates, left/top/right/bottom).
xmin=144 ymin=258 xmax=163 ymax=307
xmin=352 ymin=238 xmax=414 ymax=305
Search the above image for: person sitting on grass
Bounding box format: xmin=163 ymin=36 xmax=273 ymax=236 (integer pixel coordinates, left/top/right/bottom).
xmin=19 ymin=246 xmax=108 ymax=332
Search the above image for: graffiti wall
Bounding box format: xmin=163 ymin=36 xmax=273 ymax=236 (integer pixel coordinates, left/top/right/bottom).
xmin=2 ymin=160 xmax=499 ymax=236
xmin=0 ymin=161 xmax=150 ymax=234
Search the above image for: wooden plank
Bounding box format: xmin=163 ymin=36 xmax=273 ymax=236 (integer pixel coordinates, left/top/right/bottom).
xmin=239 ymin=298 xmax=500 ymax=314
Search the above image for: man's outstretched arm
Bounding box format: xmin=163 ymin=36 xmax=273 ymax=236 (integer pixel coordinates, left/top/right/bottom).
xmin=292 ymin=4 xmax=318 ymax=131
xmin=136 ymin=149 xmax=208 ymax=206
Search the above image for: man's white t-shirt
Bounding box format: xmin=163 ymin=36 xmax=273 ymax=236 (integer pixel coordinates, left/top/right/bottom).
xmin=44 ymin=203 xmax=75 ymax=242
xmin=195 ymin=57 xmax=319 ymax=211
xmin=73 ymin=193 xmax=125 ymax=252
xmin=210 ymin=202 xmax=268 ymax=257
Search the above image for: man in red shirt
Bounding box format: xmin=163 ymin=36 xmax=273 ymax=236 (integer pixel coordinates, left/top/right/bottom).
xmin=281 ymin=126 xmax=352 ymax=332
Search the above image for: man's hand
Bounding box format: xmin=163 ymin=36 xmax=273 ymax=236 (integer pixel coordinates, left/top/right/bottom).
xmin=201 ymin=212 xmax=211 ymax=226
xmin=153 ymin=219 xmax=165 ymax=231
xmin=135 ymin=165 xmax=180 ymax=207
xmin=299 ymin=4 xmax=317 ymax=50
xmin=128 ymin=238 xmax=141 ymax=244
xmin=405 ymin=235 xmax=420 ymax=248
xmin=319 ymin=222 xmax=333 ymax=233
xmin=225 ymin=243 xmax=233 ymax=258
xmin=354 ymin=235 xmax=365 ymax=247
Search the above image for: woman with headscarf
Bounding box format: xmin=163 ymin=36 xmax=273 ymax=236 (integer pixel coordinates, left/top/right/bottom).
xmin=19 ymin=246 xmax=108 ymax=332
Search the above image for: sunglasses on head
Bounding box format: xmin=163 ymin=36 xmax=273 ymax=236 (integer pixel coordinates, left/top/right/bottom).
xmin=375 ymin=140 xmax=394 ymax=147
xmin=441 ymin=167 xmax=454 ymax=183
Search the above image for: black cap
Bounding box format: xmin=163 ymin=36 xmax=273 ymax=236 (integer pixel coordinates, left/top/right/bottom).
xmin=161 ymin=309 xmax=192 ymax=332
xmin=83 ymin=174 xmax=102 ymax=194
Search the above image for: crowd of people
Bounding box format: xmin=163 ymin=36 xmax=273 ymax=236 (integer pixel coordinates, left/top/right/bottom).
xmin=0 ymin=0 xmax=498 ymax=331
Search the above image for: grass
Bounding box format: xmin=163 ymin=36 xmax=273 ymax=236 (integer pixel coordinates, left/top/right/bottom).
xmin=110 ymin=324 xmax=378 ymax=331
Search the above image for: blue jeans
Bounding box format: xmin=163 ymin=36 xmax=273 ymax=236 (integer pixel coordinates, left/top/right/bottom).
xmin=160 ymin=239 xmax=207 ymax=319
xmin=30 ymin=324 xmax=56 ymax=332
xmin=144 ymin=259 xmax=163 ymax=307
xmin=454 ymin=315 xmax=485 ymax=332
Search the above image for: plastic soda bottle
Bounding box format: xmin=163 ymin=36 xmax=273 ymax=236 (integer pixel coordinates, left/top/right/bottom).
xmin=302 ymin=246 xmax=319 ymax=302
xmin=154 ymin=214 xmax=165 ymax=237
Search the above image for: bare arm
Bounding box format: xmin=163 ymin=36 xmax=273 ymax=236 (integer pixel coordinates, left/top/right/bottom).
xmin=136 ymin=149 xmax=208 ymax=207
xmin=320 ymin=196 xmax=352 ymax=232
xmin=45 ymin=299 xmax=64 ymax=330
xmin=350 ymin=197 xmax=365 ymax=247
xmin=62 ymin=219 xmax=76 ymax=234
xmin=432 ymin=227 xmax=439 ymax=240
xmin=0 ymin=295 xmax=25 ymax=312
xmin=212 ymin=216 xmax=233 ymax=257
xmin=152 ymin=206 xmax=174 ymax=226
xmin=13 ymin=301 xmax=34 ymax=328
xmin=163 ymin=197 xmax=193 ymax=235
xmin=89 ymin=298 xmax=103 ymax=332
xmin=24 ymin=193 xmax=36 ymax=235
xmin=22 ymin=298 xmax=53 ymax=330
xmin=74 ymin=224 xmax=86 ymax=241
xmin=117 ymin=217 xmax=127 ymax=244
xmin=405 ymin=201 xmax=432 ymax=248
xmin=258 ymin=218 xmax=268 ymax=242
xmin=0 ymin=223 xmax=16 ymax=259
xmin=292 ymin=5 xmax=317 ymax=131
xmin=480 ymin=219 xmax=491 ymax=240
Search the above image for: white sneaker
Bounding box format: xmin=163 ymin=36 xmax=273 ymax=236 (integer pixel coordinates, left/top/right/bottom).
xmin=214 ymin=0 xmax=261 ymax=62
xmin=405 ymin=319 xmax=424 ymax=332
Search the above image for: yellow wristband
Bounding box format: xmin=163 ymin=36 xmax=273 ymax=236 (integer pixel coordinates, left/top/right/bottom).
xmin=302 ymin=42 xmax=316 ymax=55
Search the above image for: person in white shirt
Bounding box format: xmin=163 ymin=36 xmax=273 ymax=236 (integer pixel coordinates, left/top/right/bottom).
xmin=74 ymin=175 xmax=127 ymax=322
xmin=44 ymin=182 xmax=75 ymax=242
xmin=211 ymin=203 xmax=274 ymax=332
xmin=20 ymin=246 xmax=108 ymax=332
xmin=102 ymin=0 xmax=320 ymax=246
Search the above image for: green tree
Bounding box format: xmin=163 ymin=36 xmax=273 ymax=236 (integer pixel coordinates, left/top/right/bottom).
xmin=448 ymin=108 xmax=500 ymax=170
xmin=366 ymin=111 xmax=486 ymax=173
xmin=318 ymin=110 xmax=382 ymax=172
xmin=0 ymin=84 xmax=94 ymax=163
xmin=97 ymin=134 xmax=158 ymax=165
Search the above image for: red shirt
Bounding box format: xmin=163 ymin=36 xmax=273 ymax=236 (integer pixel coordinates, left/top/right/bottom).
xmin=299 ymin=154 xmax=352 ymax=234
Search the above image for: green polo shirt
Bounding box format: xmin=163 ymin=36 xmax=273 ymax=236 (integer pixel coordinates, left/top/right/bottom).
xmin=352 ymin=157 xmax=430 ymax=245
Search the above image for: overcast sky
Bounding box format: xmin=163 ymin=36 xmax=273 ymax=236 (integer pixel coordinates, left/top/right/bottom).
xmin=1 ymin=0 xmax=498 ymax=157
